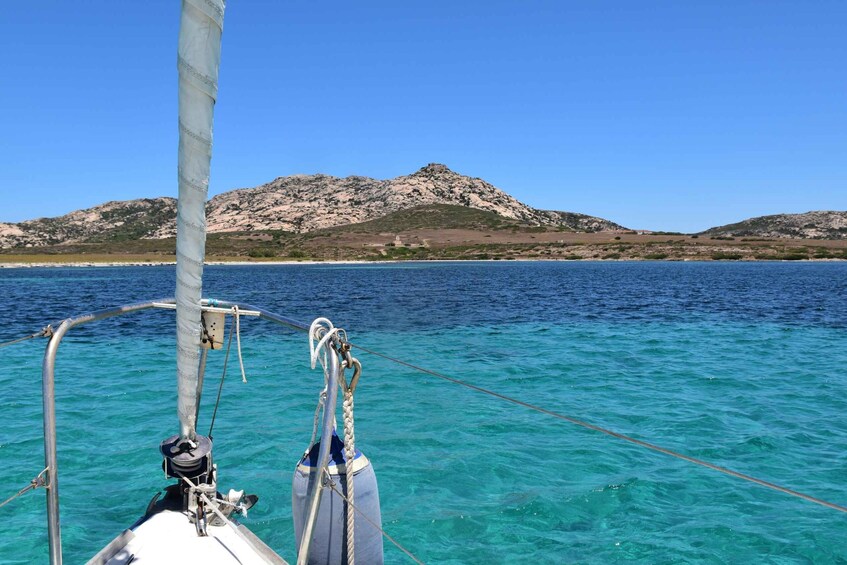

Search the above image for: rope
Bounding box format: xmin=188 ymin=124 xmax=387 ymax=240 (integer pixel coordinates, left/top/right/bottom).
xmin=325 ymin=474 xmax=425 ymax=565
xmin=208 ymin=313 xmax=237 ymax=439
xmin=350 ymin=343 xmax=847 ymax=515
xmin=309 ymin=318 xmax=339 ymax=371
xmin=0 ymin=468 xmax=48 ymax=509
xmin=340 ymin=364 xmax=358 ymax=565
xmin=308 ymin=318 xmax=340 ymax=435
xmin=234 ymin=306 xmax=247 ymax=383
xmin=306 ymin=389 xmax=327 ymax=457
xmin=0 ymin=326 xmax=52 ymax=350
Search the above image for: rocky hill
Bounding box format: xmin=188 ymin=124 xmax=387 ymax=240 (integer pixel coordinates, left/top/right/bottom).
xmin=194 ymin=163 xmax=623 ymax=236
xmin=0 ymin=198 xmax=177 ymax=249
xmin=1 ymin=164 xmax=625 ymax=248
xmin=702 ymin=211 xmax=847 ymax=239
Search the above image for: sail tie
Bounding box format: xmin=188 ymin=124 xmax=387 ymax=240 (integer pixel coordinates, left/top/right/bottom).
xmin=234 ymin=306 xmax=247 ymax=383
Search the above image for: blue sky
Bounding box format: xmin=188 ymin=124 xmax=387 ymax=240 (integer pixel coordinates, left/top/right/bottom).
xmin=1 ymin=1 xmax=844 ymax=232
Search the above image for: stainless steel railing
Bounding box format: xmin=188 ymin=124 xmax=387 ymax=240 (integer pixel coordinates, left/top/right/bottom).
xmin=40 ymin=298 xmax=335 ymax=565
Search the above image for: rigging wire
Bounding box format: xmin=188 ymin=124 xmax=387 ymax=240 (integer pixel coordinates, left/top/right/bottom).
xmin=349 ymin=341 xmax=847 ymax=515
xmin=208 ymin=313 xmax=237 ymax=439
xmin=324 ymin=472 xmax=425 ymax=565
xmin=0 ymin=326 xmax=52 ymax=350
xmin=5 ymin=311 xmax=844 ymax=527
xmin=0 ymin=468 xmax=48 ymax=510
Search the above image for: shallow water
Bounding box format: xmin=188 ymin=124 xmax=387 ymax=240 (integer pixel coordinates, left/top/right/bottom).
xmin=1 ymin=262 xmax=846 ymax=563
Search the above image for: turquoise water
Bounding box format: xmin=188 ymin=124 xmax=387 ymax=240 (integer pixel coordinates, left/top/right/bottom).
xmin=1 ymin=262 xmax=846 ymax=563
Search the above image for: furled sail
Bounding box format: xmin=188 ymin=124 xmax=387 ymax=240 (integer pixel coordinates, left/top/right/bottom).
xmin=175 ymin=0 xmax=225 ymax=442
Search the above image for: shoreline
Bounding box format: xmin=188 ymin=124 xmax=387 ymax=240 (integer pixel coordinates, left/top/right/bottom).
xmin=2 ymin=257 xmax=845 ymax=268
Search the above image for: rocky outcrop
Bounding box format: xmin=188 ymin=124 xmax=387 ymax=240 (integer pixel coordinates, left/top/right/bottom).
xmin=701 ymin=211 xmax=847 ymax=239
xmin=1 ymin=198 xmax=177 ymax=248
xmin=537 ymin=210 xmax=626 ymax=232
xmin=199 ymin=163 xmax=625 ymax=234
xmin=2 ymin=164 xmax=625 ymax=248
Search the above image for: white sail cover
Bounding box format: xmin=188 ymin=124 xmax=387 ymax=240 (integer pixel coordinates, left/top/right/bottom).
xmin=176 ymin=0 xmax=225 ymax=441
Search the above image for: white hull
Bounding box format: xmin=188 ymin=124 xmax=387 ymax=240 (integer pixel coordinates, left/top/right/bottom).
xmin=89 ymin=509 xmax=287 ymax=565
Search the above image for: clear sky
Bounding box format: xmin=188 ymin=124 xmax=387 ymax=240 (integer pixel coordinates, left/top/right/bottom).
xmin=2 ymin=1 xmax=844 ymax=232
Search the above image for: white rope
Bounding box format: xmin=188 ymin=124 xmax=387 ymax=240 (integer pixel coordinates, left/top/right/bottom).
xmin=308 ymin=317 xmax=359 ymax=560
xmin=309 ymin=317 xmax=339 ymax=371
xmin=306 ymin=388 xmax=327 ymax=457
xmin=341 ymin=385 xmax=356 ymax=565
xmin=233 ymin=306 xmax=247 ymax=383
xmin=308 ymin=318 xmax=339 ymax=439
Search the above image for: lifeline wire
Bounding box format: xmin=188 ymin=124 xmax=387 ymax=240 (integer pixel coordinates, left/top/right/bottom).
xmin=0 ymin=326 xmax=52 ymax=350
xmin=325 ymin=475 xmax=425 ymax=565
xmin=0 ymin=468 xmax=48 ymax=510
xmin=350 ymin=342 xmax=847 ymax=515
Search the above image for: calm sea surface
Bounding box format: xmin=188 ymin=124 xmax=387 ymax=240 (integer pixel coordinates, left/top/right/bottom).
xmin=1 ymin=262 xmax=846 ymax=563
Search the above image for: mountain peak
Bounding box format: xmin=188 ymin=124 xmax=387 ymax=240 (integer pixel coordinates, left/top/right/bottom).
xmin=415 ymin=163 xmax=456 ymax=176
xmin=0 ymin=165 xmax=627 ymax=248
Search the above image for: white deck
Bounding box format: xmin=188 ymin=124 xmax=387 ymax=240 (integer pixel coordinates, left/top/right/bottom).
xmin=92 ymin=509 xmax=287 ymax=564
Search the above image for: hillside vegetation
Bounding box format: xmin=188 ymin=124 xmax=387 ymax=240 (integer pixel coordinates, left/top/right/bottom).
xmin=702 ymin=211 xmax=847 ymax=240
xmin=0 ymin=164 xmax=624 ymax=249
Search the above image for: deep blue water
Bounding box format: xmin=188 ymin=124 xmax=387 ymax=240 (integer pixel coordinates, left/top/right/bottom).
xmin=1 ymin=261 xmax=846 ymax=563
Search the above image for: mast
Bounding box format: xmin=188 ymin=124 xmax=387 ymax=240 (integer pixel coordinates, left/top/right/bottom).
xmin=175 ymin=0 xmax=225 ymax=442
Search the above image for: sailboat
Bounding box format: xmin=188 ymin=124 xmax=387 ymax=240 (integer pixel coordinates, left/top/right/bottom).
xmin=5 ymin=2 xmax=846 ymax=564
xmin=33 ymin=2 xmax=384 ymax=564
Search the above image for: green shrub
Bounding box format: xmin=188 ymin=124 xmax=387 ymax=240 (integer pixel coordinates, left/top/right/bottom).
xmin=248 ymin=248 xmax=275 ymax=258
xmin=712 ymin=252 xmax=743 ymax=260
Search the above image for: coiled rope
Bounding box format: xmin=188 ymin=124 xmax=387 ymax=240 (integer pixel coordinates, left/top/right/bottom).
xmin=349 ymin=342 xmax=847 ymax=515
xmin=308 ymin=319 xmax=360 ymax=564
xmin=306 ymin=318 xmax=337 ymax=449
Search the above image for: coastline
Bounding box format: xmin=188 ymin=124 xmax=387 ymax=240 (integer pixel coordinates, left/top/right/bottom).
xmin=4 ymin=232 xmax=845 ymax=265
xmin=2 ymin=257 xmax=845 ymax=268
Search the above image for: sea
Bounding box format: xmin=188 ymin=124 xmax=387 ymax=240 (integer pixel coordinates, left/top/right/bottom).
xmin=0 ymin=261 xmax=845 ymax=564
